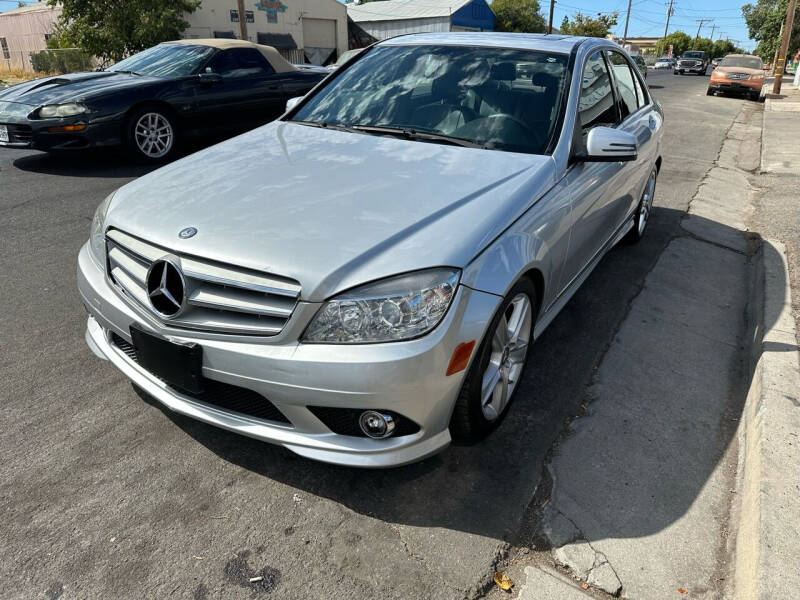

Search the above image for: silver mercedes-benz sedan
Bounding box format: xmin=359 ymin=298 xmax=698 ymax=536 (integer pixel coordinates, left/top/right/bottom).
xmin=77 ymin=33 xmax=662 ymax=467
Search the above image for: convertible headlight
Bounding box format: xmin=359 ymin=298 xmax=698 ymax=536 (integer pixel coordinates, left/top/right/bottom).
xmin=302 ymin=268 xmax=460 ymax=343
xmin=39 ymin=103 xmax=88 ymax=118
xmin=89 ymin=192 xmax=114 ymax=266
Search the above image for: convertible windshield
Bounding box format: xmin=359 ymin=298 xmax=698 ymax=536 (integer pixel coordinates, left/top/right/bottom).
xmin=108 ymin=44 xmax=215 ymax=78
xmin=720 ymin=56 xmax=763 ymax=70
xmin=290 ymin=44 xmax=569 ymax=155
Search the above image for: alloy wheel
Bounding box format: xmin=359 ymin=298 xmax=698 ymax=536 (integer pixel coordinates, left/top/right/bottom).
xmin=480 ymin=293 xmax=532 ymax=421
xmin=134 ymin=112 xmax=174 ymax=159
xmin=637 ymin=168 xmax=657 ymax=235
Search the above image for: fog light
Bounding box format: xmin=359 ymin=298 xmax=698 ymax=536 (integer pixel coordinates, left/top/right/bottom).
xmin=359 ymin=410 xmax=396 ymax=439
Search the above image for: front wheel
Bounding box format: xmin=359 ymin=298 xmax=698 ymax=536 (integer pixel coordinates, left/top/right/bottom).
xmin=126 ymin=107 xmax=178 ymax=162
xmin=706 ymin=87 xmax=714 ymax=96
xmin=626 ymin=166 xmax=657 ymax=244
xmin=450 ymin=279 xmax=536 ymax=441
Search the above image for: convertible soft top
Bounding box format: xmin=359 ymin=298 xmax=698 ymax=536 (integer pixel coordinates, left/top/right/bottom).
xmin=165 ymin=38 xmax=298 ymax=73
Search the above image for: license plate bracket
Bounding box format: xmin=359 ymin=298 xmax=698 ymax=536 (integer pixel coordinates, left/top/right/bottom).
xmin=130 ymin=325 xmax=203 ymax=394
xmin=0 ymin=125 xmax=8 ymax=143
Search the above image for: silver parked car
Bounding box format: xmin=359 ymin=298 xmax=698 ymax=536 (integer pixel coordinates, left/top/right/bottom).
xmin=78 ymin=33 xmax=662 ymax=467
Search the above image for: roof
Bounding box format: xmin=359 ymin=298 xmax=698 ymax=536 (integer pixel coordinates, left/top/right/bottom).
xmin=0 ymin=1 xmax=56 ymax=16
xmin=377 ymin=32 xmax=588 ymax=53
xmin=164 ymin=38 xmax=297 ymax=73
xmin=348 ymin=0 xmax=475 ymax=22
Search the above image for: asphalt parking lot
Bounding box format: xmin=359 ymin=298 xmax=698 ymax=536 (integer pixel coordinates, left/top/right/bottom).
xmin=0 ymin=70 xmax=756 ymax=599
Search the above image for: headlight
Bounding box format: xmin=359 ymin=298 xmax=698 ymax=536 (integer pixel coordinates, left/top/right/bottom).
xmin=751 ymin=73 xmax=764 ymax=80
xmin=89 ymin=192 xmax=114 ymax=266
xmin=39 ymin=103 xmax=88 ymax=118
xmin=302 ymin=268 xmax=460 ymax=343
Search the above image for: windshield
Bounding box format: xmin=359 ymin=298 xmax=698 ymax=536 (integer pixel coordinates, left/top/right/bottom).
xmin=290 ymin=44 xmax=569 ymax=155
xmin=108 ymin=44 xmax=215 ymax=77
xmin=682 ymin=52 xmax=704 ymax=59
xmin=720 ymin=56 xmax=763 ymax=70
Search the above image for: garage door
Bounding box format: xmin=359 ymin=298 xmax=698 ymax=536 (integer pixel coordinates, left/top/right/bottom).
xmin=302 ymin=18 xmax=336 ymax=65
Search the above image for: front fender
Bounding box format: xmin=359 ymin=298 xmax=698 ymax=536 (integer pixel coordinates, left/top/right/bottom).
xmin=460 ymin=176 xmax=573 ymax=312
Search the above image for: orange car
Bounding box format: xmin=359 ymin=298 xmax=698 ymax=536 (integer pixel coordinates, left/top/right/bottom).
xmin=707 ymin=54 xmax=766 ymax=101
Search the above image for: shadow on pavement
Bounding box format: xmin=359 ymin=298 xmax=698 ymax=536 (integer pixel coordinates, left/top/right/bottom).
xmin=134 ymin=207 xmax=778 ymax=545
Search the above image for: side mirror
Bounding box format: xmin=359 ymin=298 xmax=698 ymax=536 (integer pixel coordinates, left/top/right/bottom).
xmin=285 ymin=96 xmax=303 ymax=112
xmin=576 ymin=127 xmax=638 ymax=162
xmin=197 ymin=72 xmax=222 ymax=86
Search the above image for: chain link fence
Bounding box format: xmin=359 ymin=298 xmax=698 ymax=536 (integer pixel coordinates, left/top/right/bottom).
xmin=1 ymin=47 xmax=93 ymax=78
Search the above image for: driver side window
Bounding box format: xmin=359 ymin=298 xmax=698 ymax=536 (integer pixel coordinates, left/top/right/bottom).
xmin=578 ymin=51 xmax=619 ymax=137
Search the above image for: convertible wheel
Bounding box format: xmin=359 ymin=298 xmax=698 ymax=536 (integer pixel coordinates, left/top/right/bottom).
xmin=450 ymin=279 xmax=536 ymax=441
xmin=127 ymin=108 xmax=177 ymax=162
xmin=626 ymin=166 xmax=657 ymax=243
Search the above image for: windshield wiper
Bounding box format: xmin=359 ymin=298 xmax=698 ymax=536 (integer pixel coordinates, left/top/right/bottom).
xmin=291 ymin=120 xmax=357 ymax=134
xmin=351 ymin=125 xmax=485 ymax=149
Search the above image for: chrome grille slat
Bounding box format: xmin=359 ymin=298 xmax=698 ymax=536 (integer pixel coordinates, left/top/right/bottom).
xmin=108 ymin=246 xmax=148 ymax=285
xmin=105 ymin=229 xmax=300 ymax=336
xmin=188 ymin=285 xmax=295 ymax=318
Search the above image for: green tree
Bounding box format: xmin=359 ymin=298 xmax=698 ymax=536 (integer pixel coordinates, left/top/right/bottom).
xmin=492 ymin=0 xmax=546 ymax=33
xmin=692 ymin=36 xmax=713 ymax=54
xmin=710 ymin=39 xmax=740 ymax=57
xmin=742 ymin=0 xmax=800 ymax=61
xmin=559 ymin=12 xmax=618 ymax=38
xmin=48 ymin=0 xmax=201 ymax=63
xmin=654 ymin=30 xmax=692 ymax=56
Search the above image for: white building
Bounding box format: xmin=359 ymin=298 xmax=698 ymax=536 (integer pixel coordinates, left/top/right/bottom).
xmin=184 ymin=0 xmax=348 ymax=64
xmin=347 ymin=0 xmax=494 ymax=42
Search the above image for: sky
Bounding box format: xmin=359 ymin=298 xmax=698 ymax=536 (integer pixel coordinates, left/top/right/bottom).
xmin=547 ymin=0 xmax=755 ymax=51
xmin=0 ymin=0 xmax=756 ymax=51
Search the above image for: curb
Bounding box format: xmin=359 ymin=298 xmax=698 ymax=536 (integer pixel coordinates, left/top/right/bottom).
xmin=734 ymin=239 xmax=800 ymax=599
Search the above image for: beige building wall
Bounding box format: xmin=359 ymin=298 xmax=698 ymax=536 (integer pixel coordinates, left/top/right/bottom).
xmin=184 ymin=0 xmax=347 ymax=62
xmin=0 ymin=2 xmax=61 ymax=71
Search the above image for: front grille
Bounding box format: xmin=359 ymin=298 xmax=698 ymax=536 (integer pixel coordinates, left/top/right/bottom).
xmin=727 ymin=72 xmax=750 ymax=80
xmin=309 ymin=406 xmax=421 ymax=437
xmin=110 ymin=332 xmax=291 ymax=424
xmin=106 ymin=228 xmax=300 ymax=336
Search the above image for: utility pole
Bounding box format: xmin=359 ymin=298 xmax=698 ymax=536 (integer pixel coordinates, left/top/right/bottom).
xmin=237 ymin=0 xmax=248 ymax=40
xmin=772 ymin=22 xmax=784 ymax=73
xmin=622 ymin=0 xmax=633 ymax=44
xmin=772 ymin=0 xmax=798 ymax=94
xmin=548 ymin=0 xmax=556 ymax=34
xmin=693 ymin=18 xmax=711 ymax=48
xmin=709 ymin=24 xmax=716 ymax=40
xmin=663 ymin=0 xmax=674 ymax=39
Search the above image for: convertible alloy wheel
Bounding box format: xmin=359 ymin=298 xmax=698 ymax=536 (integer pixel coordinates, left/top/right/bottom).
xmin=627 ymin=166 xmax=657 ymax=243
xmin=132 ymin=111 xmax=174 ymax=160
xmin=450 ymin=279 xmax=537 ymax=441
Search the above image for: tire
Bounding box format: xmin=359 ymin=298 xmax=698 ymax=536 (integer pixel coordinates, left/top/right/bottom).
xmin=625 ymin=166 xmax=657 ymax=244
xmin=706 ymin=87 xmax=714 ymax=96
xmin=450 ymin=279 xmax=537 ymax=441
xmin=126 ymin=106 xmax=178 ymax=162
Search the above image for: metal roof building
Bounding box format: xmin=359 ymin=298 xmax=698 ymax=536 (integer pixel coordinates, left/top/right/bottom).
xmin=347 ymin=0 xmax=494 ymax=41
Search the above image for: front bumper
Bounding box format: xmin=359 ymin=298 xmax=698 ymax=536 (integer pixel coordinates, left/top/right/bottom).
xmin=676 ymin=64 xmax=705 ymax=73
xmin=708 ymin=79 xmax=763 ymax=95
xmin=77 ymin=243 xmax=502 ymax=467
xmin=0 ymin=111 xmax=122 ymax=151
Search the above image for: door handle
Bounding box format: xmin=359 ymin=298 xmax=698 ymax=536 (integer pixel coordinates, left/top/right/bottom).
xmin=648 ymin=116 xmax=657 ymax=130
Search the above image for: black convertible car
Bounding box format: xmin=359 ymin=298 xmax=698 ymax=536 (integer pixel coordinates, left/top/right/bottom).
xmin=0 ymin=39 xmax=328 ymax=161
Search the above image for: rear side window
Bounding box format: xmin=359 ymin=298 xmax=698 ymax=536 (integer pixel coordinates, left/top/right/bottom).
xmin=578 ymin=51 xmax=618 ymax=134
xmin=207 ymin=48 xmax=275 ymax=77
xmin=605 ymin=51 xmax=638 ymax=119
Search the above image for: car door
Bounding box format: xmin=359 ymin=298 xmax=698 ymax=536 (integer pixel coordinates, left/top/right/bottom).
xmin=605 ymin=49 xmax=660 ymax=226
xmin=193 ymin=47 xmax=285 ymax=132
xmin=559 ymin=50 xmax=630 ymax=289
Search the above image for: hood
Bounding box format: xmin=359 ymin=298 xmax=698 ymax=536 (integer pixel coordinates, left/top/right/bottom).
xmin=0 ymin=71 xmax=158 ymax=106
xmin=714 ymin=65 xmax=764 ymax=76
xmin=107 ymin=122 xmax=555 ymax=301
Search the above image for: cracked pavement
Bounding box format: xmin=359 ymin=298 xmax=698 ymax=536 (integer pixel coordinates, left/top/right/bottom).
xmin=0 ymin=70 xmax=756 ymax=599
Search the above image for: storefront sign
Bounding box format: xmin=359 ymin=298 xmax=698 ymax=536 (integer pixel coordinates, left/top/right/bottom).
xmin=254 ymin=0 xmax=287 ymax=23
